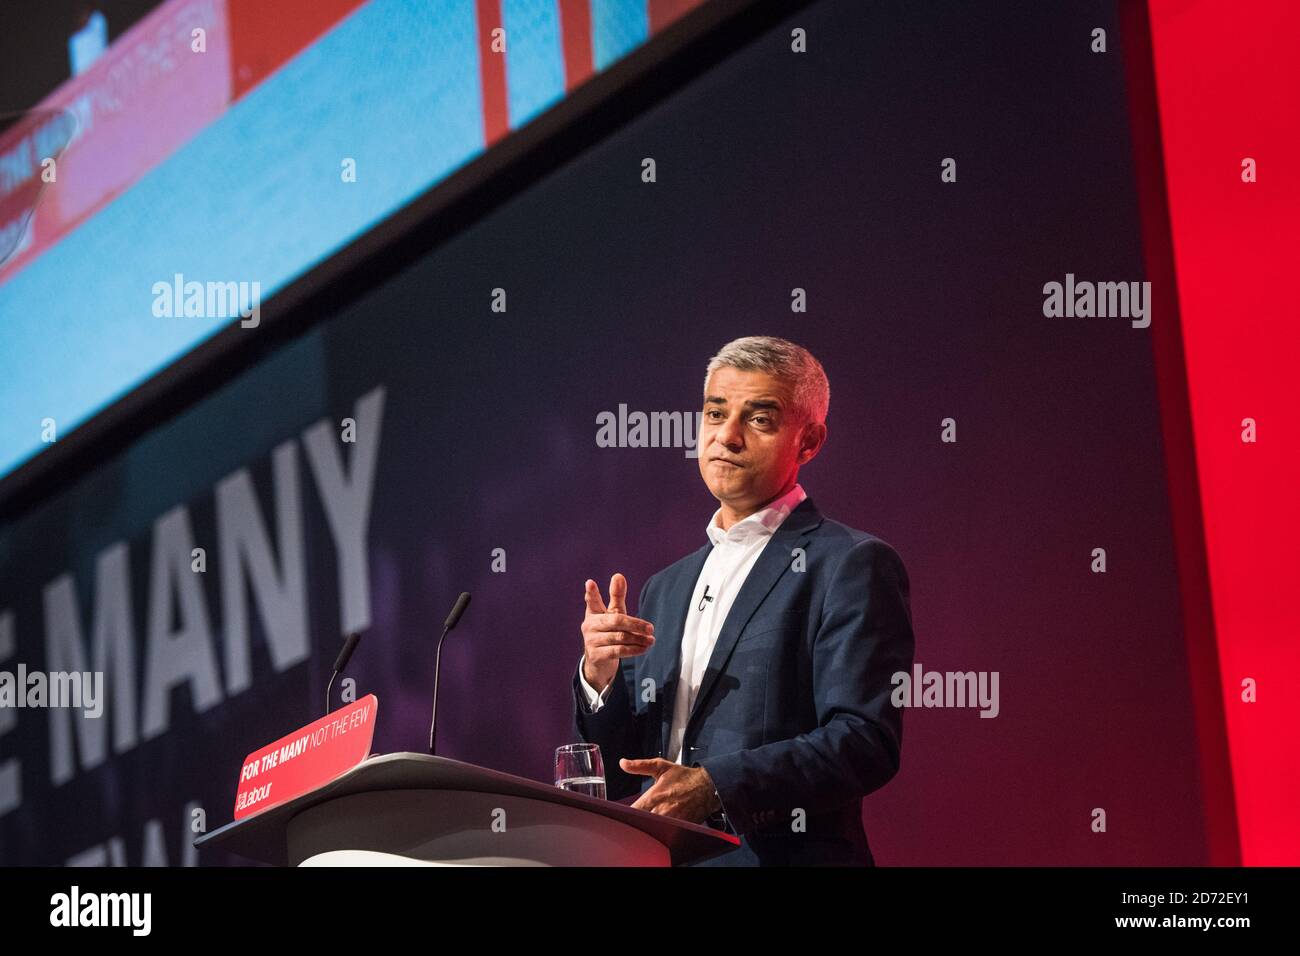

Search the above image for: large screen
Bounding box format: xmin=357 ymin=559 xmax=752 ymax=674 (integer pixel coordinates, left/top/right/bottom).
xmin=0 ymin=0 xmax=701 ymax=485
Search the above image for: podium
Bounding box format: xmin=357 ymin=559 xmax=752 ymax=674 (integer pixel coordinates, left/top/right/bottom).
xmin=195 ymin=752 xmax=740 ymax=866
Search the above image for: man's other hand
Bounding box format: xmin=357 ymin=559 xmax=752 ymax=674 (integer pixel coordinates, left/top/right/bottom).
xmin=623 ymin=758 xmax=721 ymax=824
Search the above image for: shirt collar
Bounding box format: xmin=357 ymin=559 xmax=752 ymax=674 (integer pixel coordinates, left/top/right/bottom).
xmin=706 ymin=483 xmax=807 ymax=547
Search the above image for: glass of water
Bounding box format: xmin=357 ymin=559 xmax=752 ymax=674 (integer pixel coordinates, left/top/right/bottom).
xmin=555 ymin=743 xmax=606 ymax=799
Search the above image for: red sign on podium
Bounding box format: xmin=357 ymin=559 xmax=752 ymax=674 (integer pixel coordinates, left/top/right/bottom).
xmin=233 ymin=695 xmax=378 ymax=820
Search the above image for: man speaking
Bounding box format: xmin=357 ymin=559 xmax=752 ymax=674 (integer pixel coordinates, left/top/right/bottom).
xmin=572 ymin=336 xmax=916 ymax=866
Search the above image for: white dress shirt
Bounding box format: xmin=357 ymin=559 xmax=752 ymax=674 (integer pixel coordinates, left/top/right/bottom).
xmin=578 ymin=483 xmax=807 ymax=764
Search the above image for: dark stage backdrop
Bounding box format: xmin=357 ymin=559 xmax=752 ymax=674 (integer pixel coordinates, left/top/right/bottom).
xmin=0 ymin=0 xmax=1205 ymax=865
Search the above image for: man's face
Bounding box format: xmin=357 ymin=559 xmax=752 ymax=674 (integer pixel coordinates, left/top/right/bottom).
xmin=697 ymin=366 xmax=825 ymax=515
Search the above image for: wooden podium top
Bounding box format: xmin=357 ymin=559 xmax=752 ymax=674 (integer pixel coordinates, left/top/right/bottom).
xmin=195 ymin=751 xmax=740 ymax=866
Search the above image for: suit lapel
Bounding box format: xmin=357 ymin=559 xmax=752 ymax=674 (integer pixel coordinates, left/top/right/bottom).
xmin=681 ymin=497 xmax=824 ymax=746
xmin=651 ymin=545 xmax=710 ymax=757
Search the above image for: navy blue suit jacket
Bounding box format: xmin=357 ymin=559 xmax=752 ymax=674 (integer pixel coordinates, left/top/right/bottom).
xmin=572 ymin=495 xmax=915 ymax=866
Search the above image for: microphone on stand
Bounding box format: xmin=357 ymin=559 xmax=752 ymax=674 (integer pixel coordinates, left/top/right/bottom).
xmin=325 ymin=632 xmax=362 ymax=716
xmin=429 ymin=592 xmax=472 ymax=755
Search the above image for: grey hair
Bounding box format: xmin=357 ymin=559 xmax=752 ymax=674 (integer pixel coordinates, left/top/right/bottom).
xmin=704 ymin=336 xmax=830 ymax=425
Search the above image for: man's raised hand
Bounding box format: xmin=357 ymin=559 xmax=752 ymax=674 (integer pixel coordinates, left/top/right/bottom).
xmin=581 ymin=573 xmax=655 ymax=692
